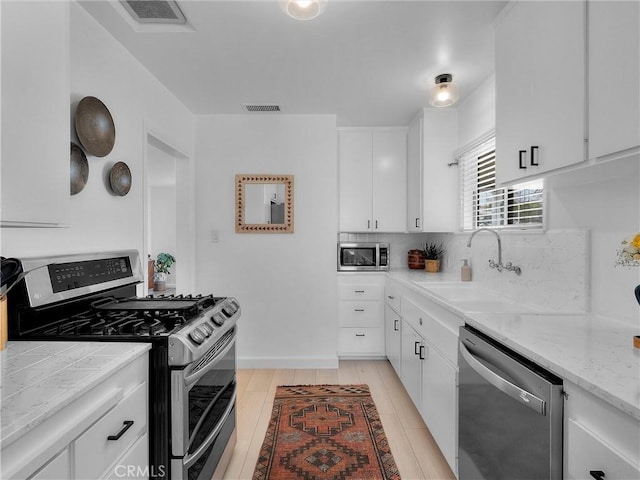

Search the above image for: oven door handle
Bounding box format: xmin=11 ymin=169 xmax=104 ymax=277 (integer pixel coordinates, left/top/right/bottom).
xmin=459 ymin=341 xmax=546 ymax=415
xmin=183 ymin=329 xmax=236 ymax=388
xmin=183 ymin=389 xmax=237 ymax=469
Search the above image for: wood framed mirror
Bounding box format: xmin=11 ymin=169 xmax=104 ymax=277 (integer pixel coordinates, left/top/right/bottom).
xmin=235 ymin=174 xmax=294 ymax=233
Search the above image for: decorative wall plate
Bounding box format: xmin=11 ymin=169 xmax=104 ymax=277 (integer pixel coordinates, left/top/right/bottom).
xmin=70 ymin=142 xmax=89 ymax=195
xmin=75 ymin=96 xmax=116 ymax=157
xmin=109 ymin=161 xmax=131 ymax=196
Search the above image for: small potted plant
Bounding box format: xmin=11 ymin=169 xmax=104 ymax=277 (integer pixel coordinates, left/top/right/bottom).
xmin=154 ymin=252 xmax=176 ymax=292
xmin=422 ymin=242 xmax=445 ymax=273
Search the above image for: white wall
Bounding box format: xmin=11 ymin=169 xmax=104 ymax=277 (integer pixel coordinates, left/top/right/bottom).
xmin=194 ymin=115 xmax=339 ymax=368
xmin=0 ymin=2 xmax=194 ymax=280
xmin=457 ymin=74 xmax=495 ymax=148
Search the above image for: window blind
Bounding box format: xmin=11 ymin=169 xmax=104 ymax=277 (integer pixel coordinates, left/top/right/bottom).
xmin=460 ymin=137 xmax=544 ymax=231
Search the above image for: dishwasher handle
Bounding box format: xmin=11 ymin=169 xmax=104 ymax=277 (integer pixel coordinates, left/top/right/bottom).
xmin=460 ymin=340 xmax=546 ymax=416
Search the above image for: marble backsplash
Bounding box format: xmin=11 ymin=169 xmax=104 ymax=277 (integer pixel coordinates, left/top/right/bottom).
xmin=428 ymin=229 xmax=590 ymax=313
xmin=338 ymin=229 xmax=589 ymax=313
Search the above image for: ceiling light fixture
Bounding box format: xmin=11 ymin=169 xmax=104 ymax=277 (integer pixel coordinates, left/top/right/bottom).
xmin=430 ymin=73 xmax=459 ymax=108
xmin=280 ymin=0 xmax=326 ymax=20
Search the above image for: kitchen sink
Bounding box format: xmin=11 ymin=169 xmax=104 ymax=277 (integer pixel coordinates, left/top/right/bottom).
xmin=413 ymin=282 xmax=544 ymax=313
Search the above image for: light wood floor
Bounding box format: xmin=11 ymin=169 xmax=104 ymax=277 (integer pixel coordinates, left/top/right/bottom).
xmin=224 ymin=360 xmax=456 ymax=480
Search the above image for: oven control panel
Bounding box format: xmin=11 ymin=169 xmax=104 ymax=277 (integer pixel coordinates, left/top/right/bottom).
xmin=169 ymin=297 xmax=240 ymax=365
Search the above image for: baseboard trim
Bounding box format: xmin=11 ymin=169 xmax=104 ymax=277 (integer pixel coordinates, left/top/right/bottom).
xmin=237 ymin=356 xmax=339 ymax=369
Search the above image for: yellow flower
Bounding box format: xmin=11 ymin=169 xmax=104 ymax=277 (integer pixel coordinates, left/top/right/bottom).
xmin=632 ymin=233 xmax=640 ymax=249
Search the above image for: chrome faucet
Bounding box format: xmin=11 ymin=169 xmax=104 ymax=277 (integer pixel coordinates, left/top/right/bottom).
xmin=466 ymin=228 xmax=522 ymax=275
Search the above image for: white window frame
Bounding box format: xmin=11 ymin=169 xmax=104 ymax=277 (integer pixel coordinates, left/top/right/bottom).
xmin=458 ymin=132 xmax=545 ymax=232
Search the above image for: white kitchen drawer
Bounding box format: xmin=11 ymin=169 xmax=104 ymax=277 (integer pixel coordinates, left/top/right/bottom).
xmin=402 ymin=297 xmax=459 ymax=365
xmin=339 ymin=300 xmax=384 ymax=327
xmin=384 ymin=283 xmax=401 ymax=313
xmin=338 ymin=283 xmax=384 ymax=301
xmin=74 ymin=382 xmax=147 ymax=479
xmin=567 ymin=418 xmax=640 ymax=480
xmin=339 ymin=328 xmax=384 ymax=355
xmin=103 ymin=433 xmax=149 ymax=480
xmin=29 ymin=448 xmax=70 ymax=480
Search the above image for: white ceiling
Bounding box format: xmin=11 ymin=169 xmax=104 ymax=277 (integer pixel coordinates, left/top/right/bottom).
xmin=79 ymin=0 xmax=506 ymax=126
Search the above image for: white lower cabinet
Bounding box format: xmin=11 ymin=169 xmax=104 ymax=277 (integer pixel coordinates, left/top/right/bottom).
xmin=30 ymin=449 xmax=70 ymax=480
xmin=387 ymin=280 xmax=463 ymax=477
xmin=400 ymin=320 xmax=423 ymax=407
xmin=564 ymin=381 xmax=640 ymax=480
xmin=402 ymin=295 xmax=460 ymax=475
xmin=420 ymin=341 xmax=457 ymax=470
xmin=75 ymin=382 xmax=148 ymax=479
xmin=384 ymin=280 xmax=402 ymax=376
xmin=567 ymin=420 xmax=639 ymax=480
xmin=104 ymin=434 xmax=149 ymax=480
xmin=384 ymin=304 xmax=401 ymax=377
xmin=9 ymin=353 xmax=149 ymax=480
xmin=338 ymin=274 xmax=385 ymax=357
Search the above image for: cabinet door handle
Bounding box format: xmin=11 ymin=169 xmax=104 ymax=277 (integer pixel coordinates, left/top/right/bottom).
xmin=419 ymin=344 xmax=426 ymax=360
xmin=519 ymin=150 xmax=527 ymax=169
xmin=530 ymin=145 xmax=539 ymax=166
xmin=415 ymin=218 xmax=420 ymax=228
xmin=367 ymin=220 xmax=371 ymax=229
xmin=107 ymin=420 xmax=134 ymax=441
xmin=387 ymin=295 xmax=395 ymax=300
xmin=589 ymin=471 xmax=605 ymax=480
xmin=354 ymin=308 xmax=365 ymax=312
xmin=393 ymin=319 xmax=398 ymax=331
xmin=414 ymin=341 xmax=421 ymax=355
xmin=375 ymin=220 xmax=379 ymax=229
xmin=355 ymin=333 xmax=365 ymax=337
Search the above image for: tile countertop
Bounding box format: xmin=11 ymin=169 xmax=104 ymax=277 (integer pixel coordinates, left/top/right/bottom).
xmin=386 ymin=269 xmax=640 ymax=421
xmin=0 ymin=341 xmax=151 ymax=447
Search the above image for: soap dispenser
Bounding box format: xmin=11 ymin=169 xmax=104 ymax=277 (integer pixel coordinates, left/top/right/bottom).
xmin=461 ymin=259 xmax=472 ymax=282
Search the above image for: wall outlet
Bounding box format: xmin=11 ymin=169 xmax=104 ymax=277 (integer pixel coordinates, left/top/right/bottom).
xmin=211 ymin=230 xmax=220 ymax=243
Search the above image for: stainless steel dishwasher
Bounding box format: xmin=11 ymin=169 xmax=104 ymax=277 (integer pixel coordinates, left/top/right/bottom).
xmin=458 ymin=325 xmax=563 ymax=480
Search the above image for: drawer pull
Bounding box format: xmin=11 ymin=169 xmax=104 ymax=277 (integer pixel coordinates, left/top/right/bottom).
xmin=387 ymin=295 xmax=395 ymax=300
xmin=354 ymin=308 xmax=365 ymax=312
xmin=589 ymin=471 xmax=605 ymax=480
xmin=355 ymin=333 xmax=366 ymax=337
xmin=107 ymin=420 xmax=134 ymax=441
xmin=393 ymin=319 xmax=398 ymax=331
xmin=355 ymin=290 xmax=365 ymax=293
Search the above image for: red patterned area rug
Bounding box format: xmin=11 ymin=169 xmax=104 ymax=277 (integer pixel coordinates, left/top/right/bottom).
xmin=252 ymin=384 xmax=401 ymax=480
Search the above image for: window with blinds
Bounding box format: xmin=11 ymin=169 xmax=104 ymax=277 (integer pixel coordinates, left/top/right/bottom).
xmin=460 ymin=137 xmax=544 ymax=231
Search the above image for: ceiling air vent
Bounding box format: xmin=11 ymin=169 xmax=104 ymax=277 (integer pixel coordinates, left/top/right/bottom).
xmin=120 ymin=0 xmax=187 ymax=25
xmin=243 ymin=104 xmax=282 ymax=113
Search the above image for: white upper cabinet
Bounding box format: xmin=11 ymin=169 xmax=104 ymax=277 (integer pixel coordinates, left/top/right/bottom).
xmin=1 ymin=1 xmax=70 ymax=227
xmin=407 ymin=108 xmax=458 ymax=232
xmin=588 ymin=1 xmax=640 ymax=160
xmin=339 ymin=129 xmax=407 ymax=232
xmin=495 ymin=1 xmax=586 ymax=185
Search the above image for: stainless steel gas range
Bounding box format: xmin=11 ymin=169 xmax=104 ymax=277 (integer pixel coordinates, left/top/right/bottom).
xmin=5 ymin=250 xmax=240 ymax=480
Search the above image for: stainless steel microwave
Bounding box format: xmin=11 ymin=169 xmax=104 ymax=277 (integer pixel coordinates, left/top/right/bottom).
xmin=337 ymin=243 xmax=389 ymax=271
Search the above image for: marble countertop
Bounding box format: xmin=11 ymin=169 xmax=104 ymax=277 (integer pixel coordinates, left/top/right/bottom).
xmin=1 ymin=341 xmax=151 ymax=447
xmin=387 ymin=269 xmax=640 ymax=420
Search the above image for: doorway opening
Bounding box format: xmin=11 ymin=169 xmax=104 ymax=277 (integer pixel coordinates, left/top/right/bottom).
xmin=144 ymin=132 xmax=193 ymax=296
